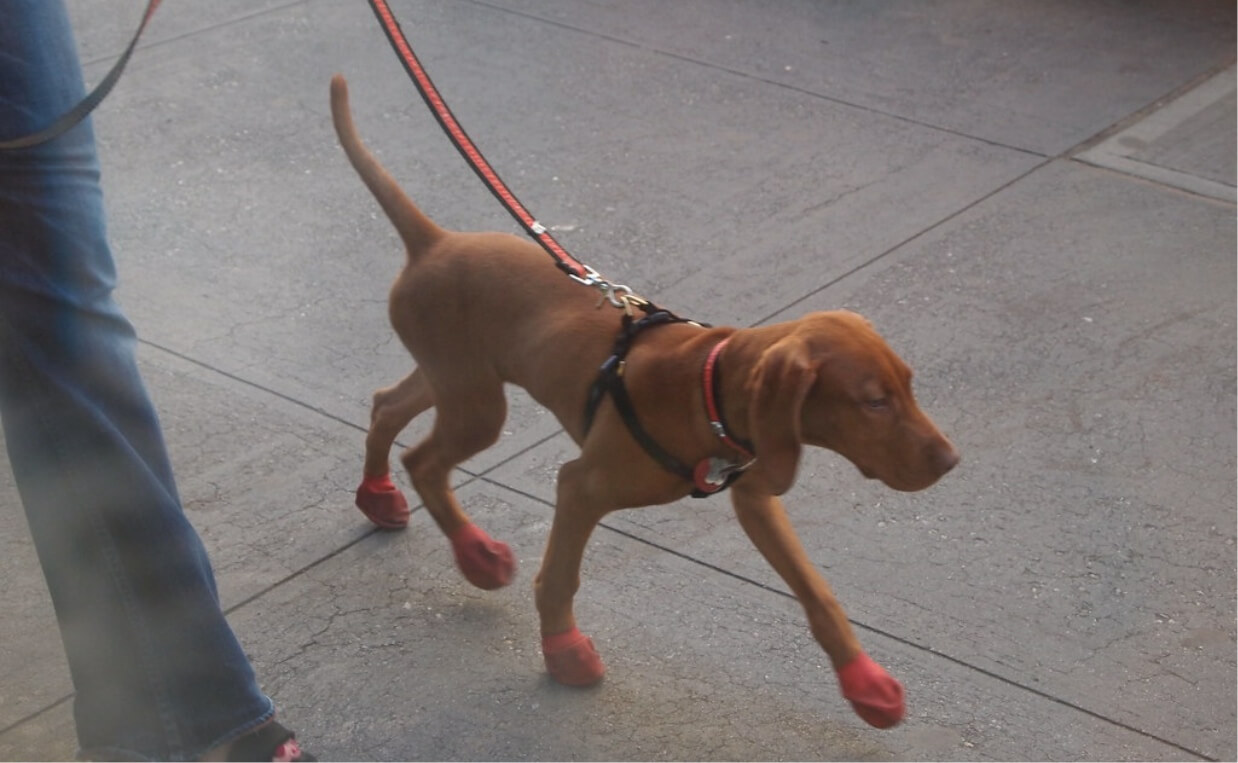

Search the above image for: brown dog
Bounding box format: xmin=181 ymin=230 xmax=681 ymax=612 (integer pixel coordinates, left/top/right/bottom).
xmin=331 ymin=74 xmax=957 ymax=729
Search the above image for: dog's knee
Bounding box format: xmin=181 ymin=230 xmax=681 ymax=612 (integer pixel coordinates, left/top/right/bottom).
xmin=401 ymin=445 xmax=444 ymax=491
xmin=371 ymin=388 xmax=417 ymax=430
xmin=370 ymin=386 xmax=397 ymax=426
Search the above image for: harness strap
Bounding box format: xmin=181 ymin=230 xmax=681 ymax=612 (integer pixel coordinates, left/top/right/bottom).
xmin=583 ymin=311 xmax=750 ymax=499
xmin=601 ymin=361 xmax=698 ymax=486
xmin=583 ymin=310 xmax=685 ymax=434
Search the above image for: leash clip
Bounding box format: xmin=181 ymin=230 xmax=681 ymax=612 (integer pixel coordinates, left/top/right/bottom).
xmin=571 ymin=265 xmax=647 ymax=314
xmin=598 ymin=284 xmax=647 ymax=315
xmin=568 ymin=263 xmax=604 ymax=288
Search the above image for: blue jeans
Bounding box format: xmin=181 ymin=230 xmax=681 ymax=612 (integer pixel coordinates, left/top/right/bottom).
xmin=0 ymin=2 xmax=274 ymax=759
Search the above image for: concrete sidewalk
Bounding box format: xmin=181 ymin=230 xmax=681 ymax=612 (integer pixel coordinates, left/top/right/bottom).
xmin=2 ymin=1 xmax=1234 ymax=760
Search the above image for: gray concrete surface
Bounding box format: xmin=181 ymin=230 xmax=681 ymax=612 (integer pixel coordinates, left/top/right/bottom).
xmin=1 ymin=1 xmax=1234 ymax=760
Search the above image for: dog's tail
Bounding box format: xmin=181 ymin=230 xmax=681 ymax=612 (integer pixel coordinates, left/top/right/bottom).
xmin=330 ymin=74 xmax=443 ymax=256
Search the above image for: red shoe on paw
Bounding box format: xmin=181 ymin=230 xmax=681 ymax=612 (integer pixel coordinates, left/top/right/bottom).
xmin=450 ymin=523 xmax=515 ymax=590
xmin=355 ymin=474 xmax=410 ymax=529
xmin=837 ymin=652 xmax=905 ymax=729
xmin=542 ymin=627 xmax=605 ymax=687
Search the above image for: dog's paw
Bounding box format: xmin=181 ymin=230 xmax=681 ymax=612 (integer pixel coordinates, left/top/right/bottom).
xmin=450 ymin=523 xmax=516 ymax=590
xmin=837 ymin=652 xmax=905 ymax=729
xmin=542 ymin=627 xmax=605 ymax=687
xmin=355 ymin=474 xmax=411 ymax=529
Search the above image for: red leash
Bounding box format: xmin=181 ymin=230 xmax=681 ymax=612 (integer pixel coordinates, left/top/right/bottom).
xmin=365 ymin=0 xmax=591 ymax=278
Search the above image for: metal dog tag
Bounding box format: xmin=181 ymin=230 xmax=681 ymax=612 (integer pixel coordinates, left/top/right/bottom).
xmin=692 ymin=457 xmax=733 ymax=493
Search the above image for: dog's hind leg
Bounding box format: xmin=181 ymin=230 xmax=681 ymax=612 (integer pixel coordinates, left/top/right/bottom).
xmin=401 ymin=372 xmax=515 ymax=590
xmin=355 ymin=367 xmax=433 ymax=529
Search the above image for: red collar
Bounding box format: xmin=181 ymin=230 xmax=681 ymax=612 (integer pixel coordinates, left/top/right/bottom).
xmin=701 ymin=338 xmax=756 ymax=462
xmin=692 ymin=338 xmax=756 ymax=493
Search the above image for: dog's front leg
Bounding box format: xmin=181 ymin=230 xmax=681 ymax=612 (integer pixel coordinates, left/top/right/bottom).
xmin=534 ymin=458 xmax=609 ymax=687
xmin=729 ymin=480 xmax=905 ymax=729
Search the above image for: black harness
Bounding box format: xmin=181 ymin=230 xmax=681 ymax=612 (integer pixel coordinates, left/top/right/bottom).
xmin=583 ymin=308 xmax=754 ymax=498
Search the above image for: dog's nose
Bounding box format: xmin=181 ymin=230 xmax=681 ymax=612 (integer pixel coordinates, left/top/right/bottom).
xmin=932 ymin=441 xmax=960 ymax=476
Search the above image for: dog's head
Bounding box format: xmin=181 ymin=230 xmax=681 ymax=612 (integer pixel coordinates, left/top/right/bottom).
xmin=745 ymin=310 xmax=958 ymax=495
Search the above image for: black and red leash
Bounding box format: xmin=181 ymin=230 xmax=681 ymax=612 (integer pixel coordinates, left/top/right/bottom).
xmin=5 ymin=0 xmax=634 ymax=313
xmin=364 ymin=0 xmax=650 ymax=311
xmin=0 ymin=0 xmax=162 ymax=151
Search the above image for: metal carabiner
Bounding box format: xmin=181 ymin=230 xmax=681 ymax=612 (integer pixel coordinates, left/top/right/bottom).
xmin=568 ymin=263 xmax=649 ymax=315
xmin=599 ymin=283 xmax=649 ymax=315
xmin=568 ymin=263 xmax=603 ymax=288
xmin=603 ymin=282 xmax=632 ymax=308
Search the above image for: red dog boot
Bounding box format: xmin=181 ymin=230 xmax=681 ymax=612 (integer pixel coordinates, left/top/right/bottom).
xmin=542 ymin=627 xmax=605 ymax=687
xmin=449 ymin=523 xmax=515 ymax=590
xmin=837 ymin=652 xmax=906 ymax=729
xmin=355 ymin=473 xmax=410 ymax=529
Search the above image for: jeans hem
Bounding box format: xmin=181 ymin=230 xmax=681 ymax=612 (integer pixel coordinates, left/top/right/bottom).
xmin=196 ymin=697 xmax=277 ymax=760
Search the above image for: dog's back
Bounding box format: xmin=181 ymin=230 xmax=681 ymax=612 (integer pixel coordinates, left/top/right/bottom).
xmin=330 ymin=74 xmax=626 ymax=437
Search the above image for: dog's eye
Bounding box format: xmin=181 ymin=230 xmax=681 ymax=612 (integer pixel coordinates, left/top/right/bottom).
xmin=864 ymin=397 xmax=889 ymax=410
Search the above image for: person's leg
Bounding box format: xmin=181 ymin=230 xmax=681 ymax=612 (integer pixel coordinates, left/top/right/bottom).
xmin=0 ymin=2 xmax=274 ymax=759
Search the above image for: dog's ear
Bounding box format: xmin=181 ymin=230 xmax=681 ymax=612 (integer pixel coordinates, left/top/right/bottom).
xmin=747 ymin=334 xmax=817 ymax=496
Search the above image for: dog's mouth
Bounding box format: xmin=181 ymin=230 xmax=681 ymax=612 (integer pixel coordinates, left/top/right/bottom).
xmin=856 ymin=463 xmax=944 ymax=493
xmin=854 ymin=440 xmax=960 ymax=491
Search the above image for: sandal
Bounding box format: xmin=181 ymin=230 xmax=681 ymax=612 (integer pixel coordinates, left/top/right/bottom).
xmin=225 ymin=721 xmax=315 ymax=762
